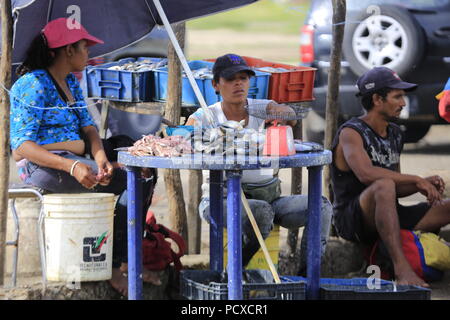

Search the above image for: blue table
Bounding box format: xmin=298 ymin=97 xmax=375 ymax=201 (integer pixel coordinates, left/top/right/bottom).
xmin=118 ymin=151 xmax=332 ymax=300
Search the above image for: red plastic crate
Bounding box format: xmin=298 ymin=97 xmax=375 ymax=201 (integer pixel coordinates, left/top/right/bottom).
xmin=205 ymin=57 xmax=316 ymax=103
xmin=242 ymin=56 xmax=316 ymax=103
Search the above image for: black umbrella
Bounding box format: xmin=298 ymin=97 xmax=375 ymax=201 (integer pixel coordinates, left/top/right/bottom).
xmin=6 ymin=0 xmax=258 ymax=65
xmin=5 ymin=0 xmax=259 ymax=112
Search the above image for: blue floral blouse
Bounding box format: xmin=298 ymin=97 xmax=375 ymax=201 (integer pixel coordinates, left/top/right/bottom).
xmin=10 ymin=69 xmax=96 ymax=150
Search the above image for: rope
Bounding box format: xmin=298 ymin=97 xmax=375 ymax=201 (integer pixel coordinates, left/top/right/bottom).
xmin=0 ymin=81 xmax=100 ymax=110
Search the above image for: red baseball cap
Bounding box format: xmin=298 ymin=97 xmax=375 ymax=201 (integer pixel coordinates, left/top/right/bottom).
xmin=42 ymin=17 xmax=104 ymax=49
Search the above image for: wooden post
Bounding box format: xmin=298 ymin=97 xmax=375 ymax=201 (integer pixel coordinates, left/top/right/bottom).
xmin=163 ymin=22 xmax=189 ymax=246
xmin=279 ymin=119 xmax=303 ymax=275
xmin=323 ymin=0 xmax=346 ymax=202
xmin=187 ymin=170 xmax=202 ymax=254
xmin=0 ymin=0 xmax=13 ymax=286
xmin=99 ymin=100 xmax=110 ymax=139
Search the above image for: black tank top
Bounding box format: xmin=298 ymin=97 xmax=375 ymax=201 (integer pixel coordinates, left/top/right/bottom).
xmin=330 ymin=117 xmax=404 ymax=212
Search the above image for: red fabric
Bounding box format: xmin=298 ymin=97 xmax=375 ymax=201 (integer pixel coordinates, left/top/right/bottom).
xmin=438 ymin=91 xmax=450 ymax=123
xmin=142 ymin=211 xmax=186 ymax=271
xmin=368 ymin=230 xmax=424 ymax=280
xmin=399 ymin=230 xmax=424 ymax=279
xmin=368 ymin=230 xmax=445 ymax=282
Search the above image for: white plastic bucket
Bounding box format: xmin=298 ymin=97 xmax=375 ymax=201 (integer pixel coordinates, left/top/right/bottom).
xmin=43 ymin=193 xmax=115 ymax=282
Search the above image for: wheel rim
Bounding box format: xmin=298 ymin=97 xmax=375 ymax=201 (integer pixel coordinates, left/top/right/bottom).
xmin=352 ymin=14 xmax=409 ymax=70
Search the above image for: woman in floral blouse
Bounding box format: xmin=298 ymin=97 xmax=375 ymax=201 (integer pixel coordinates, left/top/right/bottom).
xmin=10 ymin=18 xmax=160 ymax=296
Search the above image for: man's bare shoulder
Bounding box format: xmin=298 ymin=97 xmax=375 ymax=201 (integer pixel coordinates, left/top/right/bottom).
xmin=339 ymin=126 xmax=364 ymax=146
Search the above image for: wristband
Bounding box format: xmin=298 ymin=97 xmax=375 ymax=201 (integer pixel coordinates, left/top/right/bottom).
xmin=70 ymin=160 xmax=80 ymax=176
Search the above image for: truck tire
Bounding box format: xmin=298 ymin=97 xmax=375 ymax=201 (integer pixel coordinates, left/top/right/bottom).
xmin=343 ymin=5 xmax=426 ymax=77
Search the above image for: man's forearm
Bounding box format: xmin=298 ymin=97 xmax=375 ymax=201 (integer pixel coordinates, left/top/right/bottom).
xmin=361 ymin=166 xmax=420 ymax=187
xmin=396 ymin=183 xmax=420 ymax=198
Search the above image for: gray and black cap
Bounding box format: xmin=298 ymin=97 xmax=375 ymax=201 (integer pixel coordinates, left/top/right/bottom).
xmin=356 ymin=67 xmax=417 ymax=96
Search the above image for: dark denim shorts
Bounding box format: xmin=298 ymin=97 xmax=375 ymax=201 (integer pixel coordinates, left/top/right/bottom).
xmin=334 ymin=198 xmax=431 ymax=244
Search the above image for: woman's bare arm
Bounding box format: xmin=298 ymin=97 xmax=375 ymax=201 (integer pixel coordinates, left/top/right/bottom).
xmin=15 ymin=140 xmax=98 ymax=189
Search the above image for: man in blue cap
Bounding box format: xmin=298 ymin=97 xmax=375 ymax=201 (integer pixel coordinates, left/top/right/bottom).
xmin=186 ymin=53 xmax=333 ymax=270
xmin=330 ymin=67 xmax=450 ymax=287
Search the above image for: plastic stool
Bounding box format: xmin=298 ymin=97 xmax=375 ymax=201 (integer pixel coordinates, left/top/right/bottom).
xmin=7 ymin=183 xmax=47 ymax=288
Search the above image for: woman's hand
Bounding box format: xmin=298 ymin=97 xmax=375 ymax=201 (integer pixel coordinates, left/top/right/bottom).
xmin=71 ymin=161 xmax=99 ymax=189
xmin=81 ymin=126 xmax=114 ymax=186
xmin=95 ymin=157 xmax=114 ymax=186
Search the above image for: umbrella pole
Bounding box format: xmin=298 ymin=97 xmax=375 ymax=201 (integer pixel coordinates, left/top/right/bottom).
xmin=152 ymin=0 xmax=215 ymax=127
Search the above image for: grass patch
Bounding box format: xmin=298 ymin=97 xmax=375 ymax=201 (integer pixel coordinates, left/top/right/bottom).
xmin=186 ymin=0 xmax=309 ymax=35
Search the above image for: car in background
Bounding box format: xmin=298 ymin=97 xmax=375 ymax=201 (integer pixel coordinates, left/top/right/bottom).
xmin=300 ymin=0 xmax=450 ymax=143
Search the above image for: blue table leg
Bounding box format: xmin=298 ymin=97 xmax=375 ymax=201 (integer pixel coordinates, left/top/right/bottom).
xmin=126 ymin=166 xmax=143 ymax=300
xmin=226 ymin=170 xmax=243 ymax=300
xmin=306 ymin=166 xmax=322 ymax=300
xmin=209 ymin=170 xmax=224 ymax=272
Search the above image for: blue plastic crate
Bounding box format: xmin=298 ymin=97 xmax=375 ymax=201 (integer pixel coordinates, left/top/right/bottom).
xmin=180 ymin=270 xmax=306 ymax=300
xmin=153 ymin=60 xmax=271 ymax=106
xmin=282 ymin=276 xmax=430 ymax=300
xmin=165 ymin=125 xmax=194 ymax=137
xmin=83 ymin=57 xmax=164 ymax=102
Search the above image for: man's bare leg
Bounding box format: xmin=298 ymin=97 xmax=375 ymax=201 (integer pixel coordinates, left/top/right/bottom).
xmin=109 ymin=268 xmax=128 ymax=296
xmin=414 ymin=200 xmax=450 ymax=232
xmin=359 ymin=178 xmax=429 ymax=287
xmin=120 ymin=263 xmax=162 ymax=286
xmin=108 ymin=263 xmax=162 ymax=297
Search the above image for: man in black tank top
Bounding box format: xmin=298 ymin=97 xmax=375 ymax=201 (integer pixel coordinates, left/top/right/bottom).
xmin=331 ymin=67 xmax=450 ymax=288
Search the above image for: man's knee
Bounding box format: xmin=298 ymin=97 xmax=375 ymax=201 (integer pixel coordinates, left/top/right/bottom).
xmin=248 ymin=199 xmax=275 ymax=221
xmin=359 ymin=178 xmax=397 ymax=229
xmin=433 ymin=199 xmax=450 ymax=219
xmin=370 ymin=178 xmax=396 ymax=199
xmin=247 ymin=199 xmax=275 ymax=236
